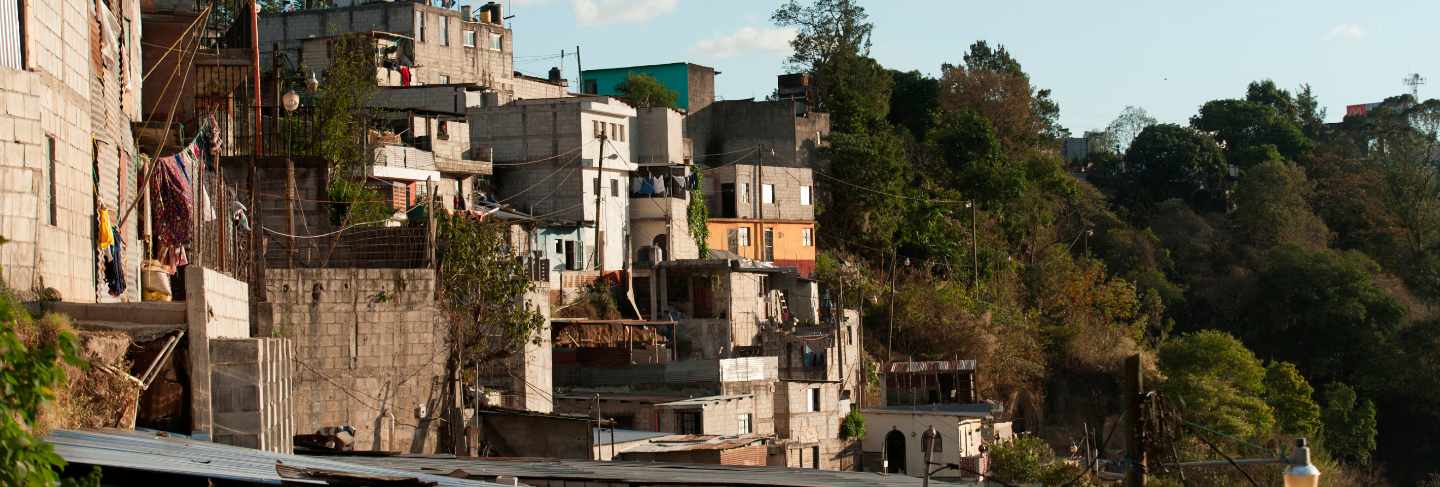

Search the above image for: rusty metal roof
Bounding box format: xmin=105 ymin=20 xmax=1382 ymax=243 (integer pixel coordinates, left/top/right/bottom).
xmin=620 ymin=434 xmax=770 ymax=453
xmin=886 ymin=360 xmax=977 ymax=374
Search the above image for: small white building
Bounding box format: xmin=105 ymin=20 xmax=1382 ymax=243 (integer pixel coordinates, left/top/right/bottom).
xmin=862 ymin=405 xmax=1010 ymax=480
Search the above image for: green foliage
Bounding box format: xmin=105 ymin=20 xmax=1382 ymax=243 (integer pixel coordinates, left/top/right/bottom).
xmin=1121 ymin=124 xmax=1229 ymax=211
xmin=1232 ymin=159 xmax=1330 ymax=251
xmin=436 ymin=214 xmax=546 ymax=365
xmin=772 ymin=0 xmax=872 ymax=72
xmin=1191 ymin=98 xmax=1310 ymax=167
xmin=820 ymin=129 xmax=910 ymax=253
xmin=324 ymin=178 xmax=392 ymax=226
xmin=988 ymin=435 xmax=1088 ymax=485
xmin=888 ymin=70 xmax=939 ymax=139
xmin=1322 ymin=383 xmax=1378 ymax=465
xmin=1264 ymin=361 xmax=1322 ymax=438
xmin=615 ymin=73 xmax=679 ymax=109
xmin=687 ymin=170 xmax=709 ymax=256
xmin=0 ymin=278 xmax=85 ymax=486
xmin=839 ymin=410 xmax=865 ymax=439
xmin=314 ymin=34 xmax=382 ymax=225
xmin=1159 ymin=330 xmax=1275 ymax=440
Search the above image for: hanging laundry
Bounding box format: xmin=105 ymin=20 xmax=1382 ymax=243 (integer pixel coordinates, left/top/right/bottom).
xmin=231 ymin=200 xmax=251 ymax=232
xmin=150 ymin=152 xmax=195 ymax=255
xmin=96 ymin=208 xmax=115 ymax=250
xmin=670 ymin=175 xmax=686 ymax=195
xmin=399 ymin=66 xmax=412 ymax=86
xmin=649 ymin=175 xmax=666 ymax=196
xmin=201 ymin=181 xmax=217 ymax=222
xmin=631 ymin=176 xmax=645 ymax=194
xmin=103 ymin=229 xmax=126 ymax=297
xmin=687 ymin=174 xmax=698 ymax=190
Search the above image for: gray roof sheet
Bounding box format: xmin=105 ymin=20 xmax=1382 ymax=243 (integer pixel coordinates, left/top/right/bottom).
xmin=330 ymin=455 xmax=972 ymax=487
xmin=595 ymin=428 xmax=670 ymax=445
xmin=886 ymin=360 xmax=977 ymax=374
xmin=46 ymin=429 xmax=507 ymax=486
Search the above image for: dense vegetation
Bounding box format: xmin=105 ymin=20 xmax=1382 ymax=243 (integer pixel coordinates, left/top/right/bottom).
xmin=780 ymin=0 xmax=1440 ymax=483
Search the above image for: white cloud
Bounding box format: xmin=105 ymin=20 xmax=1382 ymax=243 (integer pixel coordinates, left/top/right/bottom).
xmin=572 ymin=0 xmax=678 ymax=25
xmin=691 ymin=26 xmax=797 ymax=58
xmin=1324 ymin=23 xmax=1367 ymax=41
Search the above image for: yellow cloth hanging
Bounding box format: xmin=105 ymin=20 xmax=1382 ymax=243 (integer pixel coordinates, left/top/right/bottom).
xmin=97 ymin=208 xmax=115 ymax=250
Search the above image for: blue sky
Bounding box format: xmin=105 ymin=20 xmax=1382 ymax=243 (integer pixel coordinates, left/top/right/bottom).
xmin=486 ymin=0 xmax=1439 ymax=133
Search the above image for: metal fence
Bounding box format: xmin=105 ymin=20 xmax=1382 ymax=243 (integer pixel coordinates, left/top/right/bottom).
xmin=195 ymin=169 xmax=254 ymax=282
xmin=264 ymin=225 xmax=431 ymax=269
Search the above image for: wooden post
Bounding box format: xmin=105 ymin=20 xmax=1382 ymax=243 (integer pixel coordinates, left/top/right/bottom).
xmin=1124 ymin=354 xmax=1147 ymax=487
xmin=922 ymin=425 xmax=936 ymax=487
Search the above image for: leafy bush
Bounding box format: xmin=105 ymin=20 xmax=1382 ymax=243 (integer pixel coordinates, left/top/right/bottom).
xmin=840 ymin=410 xmax=865 ymax=439
xmin=0 ymin=274 xmax=89 ymax=485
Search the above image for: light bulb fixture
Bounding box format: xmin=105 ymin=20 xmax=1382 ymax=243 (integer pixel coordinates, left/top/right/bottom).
xmin=306 ymin=71 xmax=320 ymax=92
xmin=282 ymin=89 xmax=301 ymax=112
xmin=1282 ymin=438 xmax=1321 ymax=487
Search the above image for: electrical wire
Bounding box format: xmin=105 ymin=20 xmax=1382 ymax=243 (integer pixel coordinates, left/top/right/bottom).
xmin=813 ymin=170 xmax=969 ymax=205
xmin=489 ymin=138 xmax=595 ymax=166
xmin=261 ymin=218 xmax=392 ymax=239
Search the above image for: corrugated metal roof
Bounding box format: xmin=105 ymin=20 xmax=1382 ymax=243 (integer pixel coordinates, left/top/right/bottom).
xmin=594 ymin=428 xmax=670 ymax=445
xmin=331 ymin=455 xmax=972 ymax=487
xmin=867 ymin=403 xmax=999 ymax=417
xmin=620 ymin=434 xmax=769 ymax=453
xmin=46 ymin=429 xmax=508 ymax=487
xmin=886 ymin=360 xmax=977 ymax=374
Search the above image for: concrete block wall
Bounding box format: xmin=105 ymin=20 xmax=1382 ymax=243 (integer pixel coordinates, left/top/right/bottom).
xmin=211 ymin=337 xmax=295 ymax=453
xmin=775 ymin=381 xmax=843 ymax=443
xmin=0 ymin=0 xmax=137 ymax=303
xmin=687 ymin=99 xmax=829 ymax=170
xmin=199 ymin=267 xmax=251 ymax=338
xmin=260 ymin=268 xmax=447 ymax=453
xmin=705 ymin=164 xmax=815 ymax=222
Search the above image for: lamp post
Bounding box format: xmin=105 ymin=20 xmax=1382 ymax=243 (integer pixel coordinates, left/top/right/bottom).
xmin=1283 ymin=438 xmax=1321 ymax=487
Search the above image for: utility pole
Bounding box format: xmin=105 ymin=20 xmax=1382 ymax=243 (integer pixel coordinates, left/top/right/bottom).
xmin=922 ymin=425 xmax=936 ymax=487
xmin=249 ymin=0 xmax=264 ymax=301
xmin=885 ymin=248 xmax=897 ymax=363
xmin=1124 ymin=354 xmax=1147 ymax=487
xmin=575 ymin=45 xmax=583 ymax=93
xmin=593 ymin=133 xmax=606 ymax=270
xmin=970 ymin=201 xmax=978 ymax=289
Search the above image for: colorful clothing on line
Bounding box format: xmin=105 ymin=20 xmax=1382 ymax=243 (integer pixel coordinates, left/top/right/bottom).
xmin=97 ymin=208 xmax=115 ymax=250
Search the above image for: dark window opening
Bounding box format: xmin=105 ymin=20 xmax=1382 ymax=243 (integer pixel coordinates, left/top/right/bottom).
xmin=677 ymin=411 xmax=702 ymax=435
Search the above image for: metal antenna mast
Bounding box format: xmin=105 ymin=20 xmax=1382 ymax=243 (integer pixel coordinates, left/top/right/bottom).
xmin=1404 ymin=73 xmax=1426 ymax=99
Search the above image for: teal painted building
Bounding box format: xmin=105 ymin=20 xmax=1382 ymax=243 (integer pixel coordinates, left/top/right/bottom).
xmin=581 ymin=62 xmax=716 ymax=113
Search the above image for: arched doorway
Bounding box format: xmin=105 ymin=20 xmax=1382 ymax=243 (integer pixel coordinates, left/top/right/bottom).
xmin=885 ymin=430 xmax=907 ymax=474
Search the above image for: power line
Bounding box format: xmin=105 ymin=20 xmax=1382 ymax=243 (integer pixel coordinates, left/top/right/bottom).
xmin=813 ymin=170 xmax=968 ymax=205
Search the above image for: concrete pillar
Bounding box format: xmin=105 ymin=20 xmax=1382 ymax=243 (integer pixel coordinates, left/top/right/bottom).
xmin=185 ymin=265 xmax=213 ymax=440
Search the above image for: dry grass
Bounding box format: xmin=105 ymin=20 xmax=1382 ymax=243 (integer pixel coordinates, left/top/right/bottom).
xmin=16 ymin=313 xmax=142 ymax=433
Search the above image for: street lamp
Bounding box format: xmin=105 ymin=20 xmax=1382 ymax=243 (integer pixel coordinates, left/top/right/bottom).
xmin=281 ymin=89 xmax=301 ymax=112
xmin=1283 ymin=438 xmax=1321 ymax=487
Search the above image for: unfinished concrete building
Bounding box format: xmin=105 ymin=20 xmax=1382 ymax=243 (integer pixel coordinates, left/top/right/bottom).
xmin=257 ymin=1 xmax=566 ymax=100
xmin=469 ymin=96 xmax=639 ymax=273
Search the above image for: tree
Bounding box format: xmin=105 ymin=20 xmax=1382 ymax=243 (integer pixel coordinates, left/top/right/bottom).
xmin=812 ymin=50 xmax=893 ymax=133
xmin=1296 ymin=83 xmax=1327 ymax=137
xmin=1191 ymin=98 xmax=1310 ymax=167
xmin=939 ymin=42 xmax=1047 ymax=151
xmin=1122 ymin=124 xmax=1228 ymax=210
xmin=1246 ymin=79 xmax=1300 ymax=124
xmin=1101 ymin=106 xmax=1158 ymax=153
xmin=772 ymin=0 xmax=872 ymax=72
xmin=1158 ymin=330 xmax=1275 ymax=440
xmin=615 ymin=73 xmax=678 ymax=109
xmin=1231 ymin=159 xmax=1330 ymax=251
xmin=435 ymin=215 xmax=546 ymax=408
xmin=888 ymin=69 xmax=939 ymax=139
xmin=1264 ymin=361 xmax=1322 ymax=438
xmin=819 ymin=129 xmax=910 ymax=254
xmin=1242 ymin=246 xmax=1405 ymax=388
xmin=1322 ymin=382 xmax=1378 ymax=465
xmin=316 ymin=34 xmax=389 ymax=226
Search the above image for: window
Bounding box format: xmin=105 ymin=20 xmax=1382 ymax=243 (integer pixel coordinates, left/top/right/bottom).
xmin=2 ymin=0 xmax=22 ymax=69
xmin=555 ymin=240 xmax=563 ymax=254
xmin=801 ymin=228 xmax=813 ymax=247
xmin=739 ymin=183 xmax=750 ymax=205
xmin=610 ymin=178 xmax=618 ymax=197
xmin=762 ymin=184 xmax=774 ymax=204
xmin=45 ymin=135 xmax=56 ymax=226
xmin=438 ymin=74 xmax=450 ymax=84
xmin=415 ymin=11 xmax=425 ymax=43
xmin=617 ymin=124 xmax=625 ymax=141
xmin=807 ymin=387 xmax=821 ymax=412
xmin=592 ymin=176 xmax=600 ymax=196
xmin=437 ymin=121 xmax=449 ymax=140
xmin=487 ymin=32 xmax=502 ymax=50
xmin=737 ymin=414 xmax=752 ymax=435
xmin=923 ymin=430 xmax=944 ymax=452
xmin=583 ymin=79 xmax=598 ymax=94
xmin=439 ymin=16 xmax=449 ymax=46
xmin=593 ymin=120 xmax=605 ymax=139
xmin=800 ymin=185 xmax=811 ymax=205
xmin=763 ymin=227 xmax=774 ymax=261
xmin=677 ymin=411 xmax=702 ymax=435
xmin=463 ymin=30 xmax=476 ymax=47
xmin=736 ymin=227 xmax=750 ymax=247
